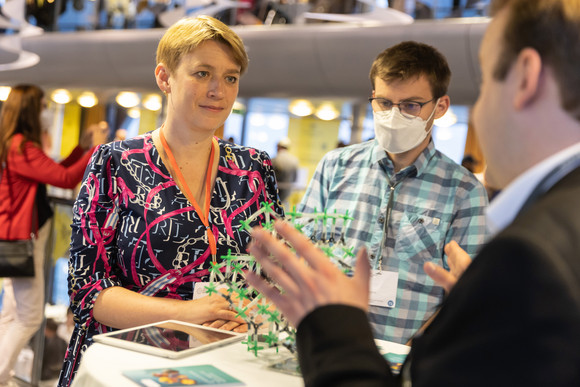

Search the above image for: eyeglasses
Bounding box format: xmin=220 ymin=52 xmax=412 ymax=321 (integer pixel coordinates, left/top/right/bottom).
xmin=368 ymin=97 xmax=436 ymax=117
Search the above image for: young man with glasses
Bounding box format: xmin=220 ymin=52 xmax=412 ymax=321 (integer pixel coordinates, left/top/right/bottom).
xmin=247 ymin=1 xmax=580 ymax=385
xmin=297 ymin=41 xmax=489 ymax=344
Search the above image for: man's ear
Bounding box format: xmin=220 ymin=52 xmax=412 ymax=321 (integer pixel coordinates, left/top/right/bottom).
xmin=513 ymin=48 xmax=542 ymax=110
xmin=434 ymin=95 xmax=450 ymax=119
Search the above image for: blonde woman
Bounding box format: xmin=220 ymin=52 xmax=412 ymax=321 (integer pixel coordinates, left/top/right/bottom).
xmin=59 ymin=16 xmax=283 ymax=386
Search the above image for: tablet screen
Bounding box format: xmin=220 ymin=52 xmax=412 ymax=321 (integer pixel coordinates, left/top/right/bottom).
xmin=94 ymin=320 xmax=244 ymax=358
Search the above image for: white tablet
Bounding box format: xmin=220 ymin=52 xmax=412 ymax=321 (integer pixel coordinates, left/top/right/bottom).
xmin=93 ymin=320 xmax=245 ymax=359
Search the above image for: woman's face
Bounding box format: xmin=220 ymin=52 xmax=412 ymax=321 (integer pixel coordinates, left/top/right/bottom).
xmin=160 ymin=40 xmax=241 ymax=134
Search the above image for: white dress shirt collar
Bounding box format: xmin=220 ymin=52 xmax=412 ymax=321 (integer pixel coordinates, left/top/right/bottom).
xmin=487 ymin=142 xmax=580 ymax=235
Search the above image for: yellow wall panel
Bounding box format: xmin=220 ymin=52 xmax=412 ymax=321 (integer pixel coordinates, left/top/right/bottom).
xmin=60 ymin=104 xmax=81 ymax=158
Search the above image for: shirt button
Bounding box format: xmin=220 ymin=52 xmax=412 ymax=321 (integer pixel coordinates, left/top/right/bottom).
xmin=418 ymin=218 xmax=424 ymax=224
xmin=378 ymin=215 xmax=385 ymax=224
xmin=370 ymin=254 xmax=376 ymax=260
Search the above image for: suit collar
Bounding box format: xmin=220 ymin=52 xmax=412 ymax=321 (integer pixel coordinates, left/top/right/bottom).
xmin=487 ymin=142 xmax=580 ymax=235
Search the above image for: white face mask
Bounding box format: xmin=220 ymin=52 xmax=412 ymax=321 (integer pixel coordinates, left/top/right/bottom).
xmin=373 ymin=99 xmax=439 ymax=154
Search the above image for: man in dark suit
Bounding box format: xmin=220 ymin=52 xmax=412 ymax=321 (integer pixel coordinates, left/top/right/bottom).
xmin=244 ymin=0 xmax=580 ymax=385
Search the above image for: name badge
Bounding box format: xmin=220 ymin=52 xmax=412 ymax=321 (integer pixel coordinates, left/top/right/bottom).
xmin=369 ymin=270 xmax=398 ymax=308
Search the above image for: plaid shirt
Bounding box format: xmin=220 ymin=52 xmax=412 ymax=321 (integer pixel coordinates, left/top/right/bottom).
xmin=298 ymin=140 xmax=489 ymax=344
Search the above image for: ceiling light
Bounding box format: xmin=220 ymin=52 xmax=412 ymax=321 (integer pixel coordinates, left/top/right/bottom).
xmin=77 ymin=91 xmax=98 ymax=108
xmin=51 ymin=89 xmax=72 ymax=104
xmin=0 ymin=86 xmax=11 ymax=101
xmin=434 ymin=108 xmax=457 ymax=127
xmin=289 ymin=99 xmax=314 ymax=117
xmin=116 ymin=91 xmax=140 ymax=108
xmin=127 ymin=107 xmax=141 ymax=118
xmin=315 ymin=102 xmax=340 ymax=121
xmin=143 ymin=94 xmax=162 ymax=111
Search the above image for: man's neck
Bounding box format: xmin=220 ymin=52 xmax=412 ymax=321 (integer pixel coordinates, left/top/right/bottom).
xmin=387 ymin=137 xmax=430 ymax=173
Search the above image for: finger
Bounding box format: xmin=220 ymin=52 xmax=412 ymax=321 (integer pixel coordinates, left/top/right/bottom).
xmin=273 ymin=220 xmax=334 ymax=272
xmin=207 ymin=319 xmax=227 ymax=329
xmin=251 ymin=226 xmax=299 ymax=267
xmin=244 ymin=271 xmax=303 ymax=327
xmin=244 ymin=270 xmax=286 ymax=306
xmin=423 ymin=262 xmax=456 ymax=293
xmin=248 ymin=238 xmax=302 ymax=296
xmin=353 ymin=247 xmax=371 ymax=307
xmin=215 ymin=310 xmax=247 ymax=324
xmin=445 ymin=241 xmax=471 ymax=276
xmin=233 ymin=324 xmax=248 ymax=333
xmin=251 ymin=232 xmax=323 ymax=303
xmin=219 ymin=321 xmax=242 ymax=331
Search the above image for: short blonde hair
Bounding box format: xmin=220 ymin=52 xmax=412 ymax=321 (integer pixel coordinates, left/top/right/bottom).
xmin=156 ymin=16 xmax=249 ymax=75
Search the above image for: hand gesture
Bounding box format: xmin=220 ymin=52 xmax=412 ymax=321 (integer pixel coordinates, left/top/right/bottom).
xmin=423 ymin=240 xmax=472 ymax=294
xmin=244 ymin=220 xmax=371 ymax=328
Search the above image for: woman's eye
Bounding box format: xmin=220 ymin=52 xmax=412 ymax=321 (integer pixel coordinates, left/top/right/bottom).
xmin=226 ymin=76 xmax=238 ymax=84
xmin=195 ymin=71 xmax=209 ymax=79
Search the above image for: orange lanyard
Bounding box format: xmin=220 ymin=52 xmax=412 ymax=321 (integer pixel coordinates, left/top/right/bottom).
xmin=159 ymin=129 xmax=217 ymax=260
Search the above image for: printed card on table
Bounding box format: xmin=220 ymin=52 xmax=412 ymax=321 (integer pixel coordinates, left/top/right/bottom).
xmin=123 ymin=364 xmax=245 ymax=386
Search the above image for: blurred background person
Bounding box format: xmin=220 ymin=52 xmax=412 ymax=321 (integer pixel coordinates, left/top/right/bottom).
xmin=112 ymin=127 xmax=126 ymax=141
xmin=0 ymin=84 xmax=106 ymax=387
xmin=41 ymin=318 xmax=67 ymax=382
xmin=59 ymin=16 xmax=283 ymax=386
xmin=271 ymin=137 xmax=299 ymax=209
xmin=460 ymin=154 xmax=479 ymax=173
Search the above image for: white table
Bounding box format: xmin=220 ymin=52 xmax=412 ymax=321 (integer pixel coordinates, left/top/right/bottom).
xmin=72 ymin=336 xmax=303 ymax=387
xmin=72 ymin=336 xmax=410 ymax=387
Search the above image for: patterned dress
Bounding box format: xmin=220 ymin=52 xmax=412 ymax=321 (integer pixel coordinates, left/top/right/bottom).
xmin=58 ymin=133 xmax=283 ymax=386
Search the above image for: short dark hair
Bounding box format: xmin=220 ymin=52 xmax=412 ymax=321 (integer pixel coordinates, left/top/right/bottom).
xmin=369 ymin=41 xmax=451 ymax=99
xmin=491 ymin=0 xmax=580 ymax=120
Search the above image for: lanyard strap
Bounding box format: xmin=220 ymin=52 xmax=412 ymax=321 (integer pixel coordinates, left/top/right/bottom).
xmin=159 ymin=129 xmax=217 ymax=259
xmin=377 ymin=167 xmax=416 ymax=269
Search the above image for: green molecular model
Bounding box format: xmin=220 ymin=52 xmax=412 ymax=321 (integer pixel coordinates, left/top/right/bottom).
xmin=206 ymin=202 xmax=354 ymax=358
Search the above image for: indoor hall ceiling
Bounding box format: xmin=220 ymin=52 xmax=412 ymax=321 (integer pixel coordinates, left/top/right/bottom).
xmin=0 ymin=18 xmax=489 ymax=105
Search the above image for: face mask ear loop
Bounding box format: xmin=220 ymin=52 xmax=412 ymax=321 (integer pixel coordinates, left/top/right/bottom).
xmin=423 ymin=98 xmax=441 ymax=134
xmin=427 ymin=98 xmax=441 ymax=122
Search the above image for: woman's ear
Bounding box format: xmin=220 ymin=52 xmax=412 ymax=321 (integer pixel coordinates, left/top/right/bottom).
xmin=155 ymin=63 xmax=171 ymax=94
xmin=513 ymin=48 xmax=542 ymax=110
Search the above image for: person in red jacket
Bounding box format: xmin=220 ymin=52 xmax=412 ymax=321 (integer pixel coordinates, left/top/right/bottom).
xmin=0 ymin=84 xmax=107 ymax=387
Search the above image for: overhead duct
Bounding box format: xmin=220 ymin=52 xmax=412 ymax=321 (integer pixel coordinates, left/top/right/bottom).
xmin=0 ymin=18 xmax=488 ymax=104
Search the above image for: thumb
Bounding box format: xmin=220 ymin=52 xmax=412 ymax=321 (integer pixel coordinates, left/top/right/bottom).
xmin=354 ymin=247 xmax=371 ymax=306
xmin=424 ymin=261 xmax=455 ymax=294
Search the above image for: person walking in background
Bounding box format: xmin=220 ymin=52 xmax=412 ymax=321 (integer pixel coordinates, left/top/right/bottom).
xmin=58 ymin=16 xmax=283 ymax=386
xmin=271 ymin=137 xmax=299 ymax=208
xmin=0 ymin=84 xmax=106 ymax=387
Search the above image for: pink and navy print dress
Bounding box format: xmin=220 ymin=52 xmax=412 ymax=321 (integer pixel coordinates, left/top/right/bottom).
xmin=58 ymin=133 xmax=283 ymax=386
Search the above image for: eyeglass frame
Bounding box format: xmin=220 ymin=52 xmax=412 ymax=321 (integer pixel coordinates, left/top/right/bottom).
xmin=368 ymin=97 xmax=437 ymax=117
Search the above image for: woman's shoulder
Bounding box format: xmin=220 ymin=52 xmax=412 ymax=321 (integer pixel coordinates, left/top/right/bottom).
xmin=7 ymin=133 xmax=43 ymax=158
xmin=10 ymin=133 xmax=35 ymax=149
xmin=218 ymin=138 xmax=272 ymax=162
xmin=95 ymin=133 xmax=153 ymax=157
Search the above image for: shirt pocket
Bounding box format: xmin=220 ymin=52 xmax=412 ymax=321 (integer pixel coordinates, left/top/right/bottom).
xmin=394 ymin=209 xmax=449 ymax=265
